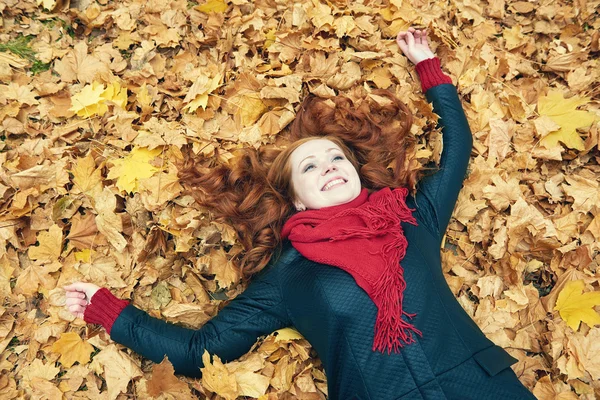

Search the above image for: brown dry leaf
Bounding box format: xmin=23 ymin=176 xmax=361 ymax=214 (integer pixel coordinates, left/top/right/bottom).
xmin=202 ymin=248 xmax=240 ymax=289
xmin=50 ymin=332 xmax=94 ymax=368
xmin=94 ymin=188 xmax=127 ymax=252
xmin=200 ymin=350 xmax=240 ymax=400
xmin=90 ymin=344 xmax=143 ymax=400
xmin=71 ymin=153 xmax=103 ymax=199
xmin=161 ymin=302 xmax=213 ymax=328
xmin=30 ymin=377 xmax=63 ymax=400
xmin=271 ymin=354 xmax=297 ymax=392
xmin=54 ymin=41 xmax=113 ymax=83
xmin=146 ymin=357 xmax=193 ymax=399
xmin=66 ymin=212 xmax=103 ymax=250
xmin=28 ymin=224 xmax=63 ymax=263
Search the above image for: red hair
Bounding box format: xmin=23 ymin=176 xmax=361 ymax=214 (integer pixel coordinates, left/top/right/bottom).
xmin=178 ymin=90 xmax=428 ymax=282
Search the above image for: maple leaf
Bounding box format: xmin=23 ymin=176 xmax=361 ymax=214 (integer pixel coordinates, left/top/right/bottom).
xmin=264 ymin=28 xmax=276 ymax=49
xmin=90 ymin=344 xmax=143 ymax=400
xmin=196 ymin=0 xmax=228 ymax=13
xmin=69 ymin=81 xmax=106 ymax=117
xmin=554 ymin=280 xmax=600 ymax=331
xmin=50 ymin=332 xmax=94 ymax=368
xmin=146 ymin=357 xmax=193 ymax=398
xmin=201 ymin=350 xmax=240 ymax=400
xmin=66 ymin=212 xmax=104 ymax=250
xmin=28 ymin=224 xmax=63 ymax=263
xmin=182 ymin=74 xmax=222 ymax=113
xmin=537 ymin=90 xmax=596 ymax=150
xmin=94 ymin=188 xmax=128 ymax=252
xmin=21 ymin=359 xmax=60 ymax=386
xmin=71 ymin=154 xmax=103 ymax=198
xmin=69 ymin=81 xmax=128 ymax=118
xmin=106 ymin=146 xmax=162 ymax=193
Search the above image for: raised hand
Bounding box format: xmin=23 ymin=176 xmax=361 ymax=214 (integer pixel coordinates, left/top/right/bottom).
xmin=396 ymin=28 xmax=435 ymax=65
xmin=63 ymin=282 xmax=101 ymax=319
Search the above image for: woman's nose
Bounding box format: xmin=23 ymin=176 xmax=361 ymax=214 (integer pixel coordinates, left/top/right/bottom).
xmin=322 ymin=163 xmax=337 ymax=175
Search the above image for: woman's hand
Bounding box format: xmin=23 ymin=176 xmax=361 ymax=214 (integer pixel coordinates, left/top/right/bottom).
xmin=396 ymin=28 xmax=435 ymax=65
xmin=63 ymin=282 xmax=101 ymax=319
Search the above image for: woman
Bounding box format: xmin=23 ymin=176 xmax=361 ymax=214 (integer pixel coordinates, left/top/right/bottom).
xmin=65 ymin=29 xmax=536 ymax=399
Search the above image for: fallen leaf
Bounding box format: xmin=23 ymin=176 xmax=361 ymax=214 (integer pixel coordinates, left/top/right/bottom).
xmin=28 ymin=224 xmax=63 ymax=263
xmin=90 ymin=344 xmax=143 ymax=400
xmin=554 ymin=280 xmax=600 ymax=331
xmin=196 ymin=0 xmax=228 ymax=13
xmin=537 ymin=90 xmax=596 ymax=150
xmin=106 ymin=147 xmax=163 ymax=193
xmin=50 ymin=332 xmax=94 ymax=368
xmin=182 ymin=74 xmax=222 ymax=113
xmin=146 ymin=357 xmax=193 ymax=398
xmin=200 ymin=350 xmax=239 ymax=400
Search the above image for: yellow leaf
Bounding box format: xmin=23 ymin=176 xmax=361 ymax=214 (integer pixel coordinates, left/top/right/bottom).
xmin=69 ymin=81 xmax=128 ymax=118
xmin=101 ymin=81 xmax=127 ymax=109
xmin=50 ymin=332 xmax=94 ymax=368
xmin=554 ymin=280 xmax=600 ymax=331
xmin=196 ymin=0 xmax=228 ymax=14
xmin=74 ymin=249 xmax=92 ymax=263
xmin=137 ymin=83 xmax=152 ymax=107
xmin=69 ymin=81 xmax=106 ymax=118
xmin=106 ymin=147 xmax=162 ymax=193
xmin=228 ymin=91 xmax=268 ymax=127
xmin=264 ymin=29 xmax=276 ymax=49
xmin=537 ymin=90 xmax=596 ymax=150
xmin=28 ymin=224 xmax=63 ymax=263
xmin=182 ymin=74 xmax=222 ymax=113
xmin=274 ymin=327 xmax=304 ymax=342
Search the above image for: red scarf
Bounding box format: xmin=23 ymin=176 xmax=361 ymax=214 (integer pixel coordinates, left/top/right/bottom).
xmin=281 ymin=187 xmax=423 ymax=354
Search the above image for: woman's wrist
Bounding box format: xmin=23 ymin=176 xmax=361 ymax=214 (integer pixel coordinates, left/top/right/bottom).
xmin=83 ymin=288 xmax=129 ymax=334
xmin=414 ymin=57 xmax=453 ymax=93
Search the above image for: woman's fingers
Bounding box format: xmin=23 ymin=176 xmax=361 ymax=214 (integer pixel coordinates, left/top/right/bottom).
xmin=396 ymin=31 xmax=409 ymax=53
xmin=405 ymin=31 xmax=415 ymax=48
xmin=68 ymin=303 xmax=85 ymax=314
xmin=66 ymin=291 xmax=86 ymax=299
xmin=66 ymin=297 xmax=88 ymax=307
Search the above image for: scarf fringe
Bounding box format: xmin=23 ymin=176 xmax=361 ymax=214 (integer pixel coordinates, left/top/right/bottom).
xmin=372 ymin=243 xmax=423 ymax=354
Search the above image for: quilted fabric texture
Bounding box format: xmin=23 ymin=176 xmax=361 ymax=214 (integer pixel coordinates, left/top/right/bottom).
xmin=111 ymin=84 xmax=536 ymax=399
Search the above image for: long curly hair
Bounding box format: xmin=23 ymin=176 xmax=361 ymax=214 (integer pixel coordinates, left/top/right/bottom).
xmin=178 ymin=89 xmax=429 ymax=282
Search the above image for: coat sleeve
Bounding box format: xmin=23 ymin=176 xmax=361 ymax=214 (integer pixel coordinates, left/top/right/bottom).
xmin=413 ymin=83 xmax=474 ymax=241
xmin=109 ymin=261 xmax=291 ymax=378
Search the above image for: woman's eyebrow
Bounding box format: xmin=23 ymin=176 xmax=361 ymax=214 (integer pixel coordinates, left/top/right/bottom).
xmin=299 ymin=148 xmax=340 ymax=167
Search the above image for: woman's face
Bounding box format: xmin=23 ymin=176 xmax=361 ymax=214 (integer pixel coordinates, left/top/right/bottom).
xmin=289 ymin=138 xmax=362 ymax=210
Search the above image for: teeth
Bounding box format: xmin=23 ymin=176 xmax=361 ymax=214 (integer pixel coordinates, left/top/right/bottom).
xmin=323 ymin=179 xmax=345 ymax=191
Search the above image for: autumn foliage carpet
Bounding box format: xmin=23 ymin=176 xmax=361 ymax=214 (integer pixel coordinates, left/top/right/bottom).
xmin=0 ymin=0 xmax=599 ymax=399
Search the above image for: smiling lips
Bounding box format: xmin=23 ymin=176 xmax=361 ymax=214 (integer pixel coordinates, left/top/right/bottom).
xmin=322 ymin=178 xmax=347 ymax=191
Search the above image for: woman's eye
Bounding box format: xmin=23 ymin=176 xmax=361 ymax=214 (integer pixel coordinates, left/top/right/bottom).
xmin=303 ymin=156 xmax=343 ymax=172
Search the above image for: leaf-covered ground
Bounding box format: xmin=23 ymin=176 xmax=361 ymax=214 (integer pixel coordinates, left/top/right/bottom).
xmin=1 ymin=0 xmax=599 ymax=398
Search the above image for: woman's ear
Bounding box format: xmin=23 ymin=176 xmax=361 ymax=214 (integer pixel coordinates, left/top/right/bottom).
xmin=295 ymin=201 xmax=306 ymax=211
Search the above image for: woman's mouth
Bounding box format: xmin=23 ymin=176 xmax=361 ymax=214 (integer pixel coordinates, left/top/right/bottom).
xmin=322 ymin=178 xmax=347 ymax=191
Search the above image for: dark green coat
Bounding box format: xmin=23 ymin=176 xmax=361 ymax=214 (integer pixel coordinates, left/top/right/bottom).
xmin=111 ymin=84 xmax=536 ymax=399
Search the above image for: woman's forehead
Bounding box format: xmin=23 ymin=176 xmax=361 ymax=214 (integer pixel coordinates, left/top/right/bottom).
xmin=290 ymin=139 xmax=341 ymax=161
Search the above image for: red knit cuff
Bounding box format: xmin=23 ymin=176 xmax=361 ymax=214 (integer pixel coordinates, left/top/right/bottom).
xmin=415 ymin=57 xmax=453 ymax=93
xmin=83 ymin=288 xmax=129 ymax=335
